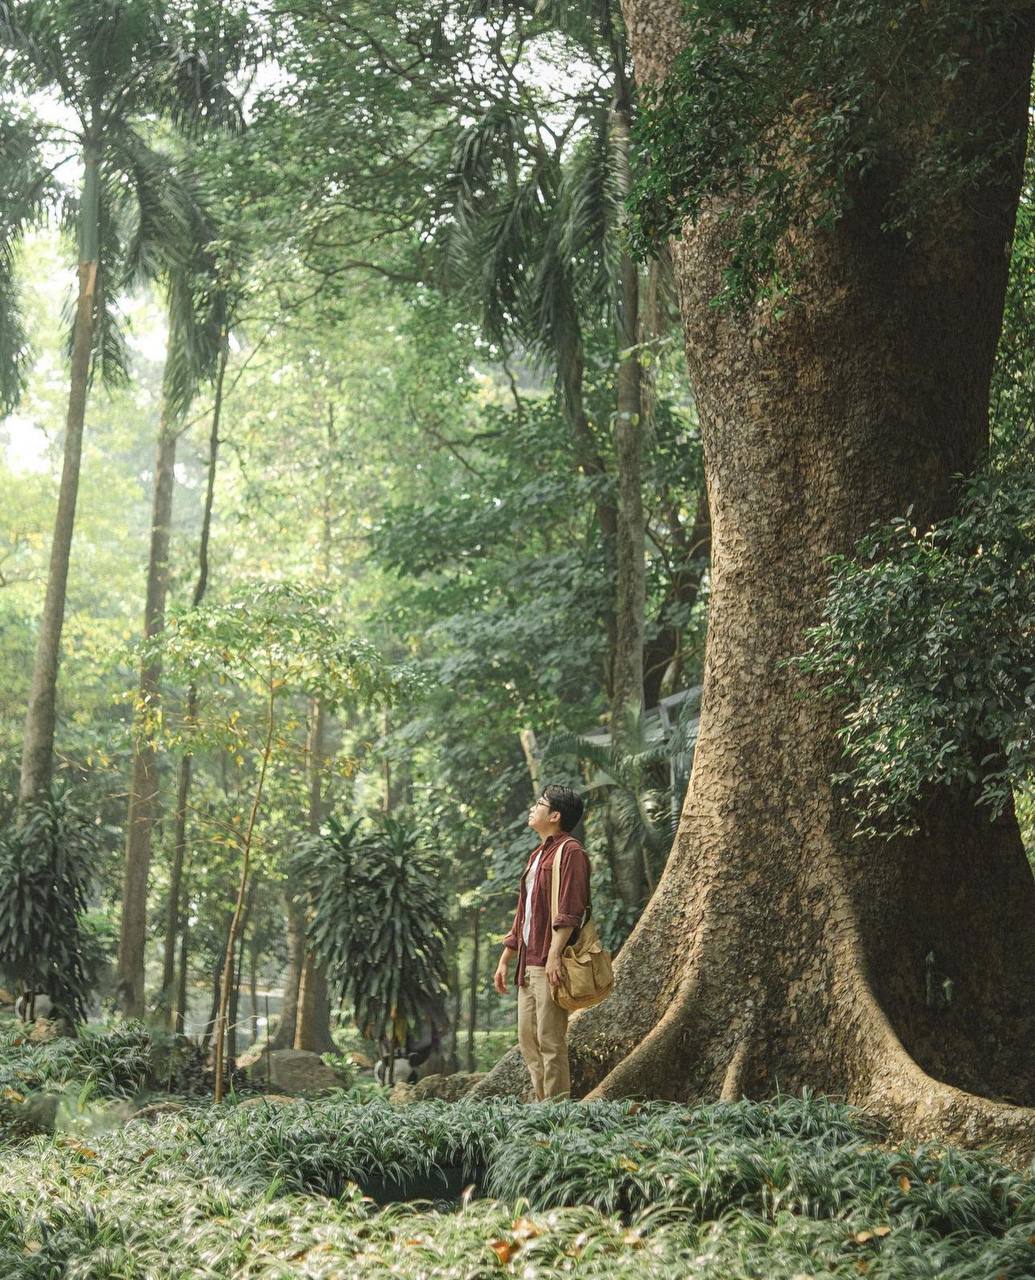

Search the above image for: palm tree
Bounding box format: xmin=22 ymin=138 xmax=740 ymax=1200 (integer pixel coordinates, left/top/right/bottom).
xmin=443 ymin=0 xmax=655 ymax=907
xmin=0 ymin=105 xmax=53 ymax=414
xmin=0 ymin=0 xmax=243 ymax=810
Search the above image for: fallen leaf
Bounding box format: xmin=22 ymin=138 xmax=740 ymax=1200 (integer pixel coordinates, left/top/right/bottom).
xmin=898 ymin=1176 xmax=911 ymax=1194
xmin=619 ymin=1156 xmax=639 ymax=1172
xmin=22 ymin=1242 xmax=41 ymax=1256
xmin=622 ymin=1229 xmax=644 ymax=1248
xmin=490 ymin=1239 xmax=518 ymax=1264
xmin=873 ymin=1226 xmax=892 ymax=1238
xmin=511 ymin=1218 xmax=540 ymax=1243
xmin=854 ymin=1231 xmax=874 ymax=1244
xmin=59 ymin=1140 xmax=98 ymax=1160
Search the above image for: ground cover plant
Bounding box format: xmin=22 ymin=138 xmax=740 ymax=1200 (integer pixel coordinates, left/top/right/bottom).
xmin=0 ymin=1021 xmax=221 ymax=1126
xmin=0 ymin=1087 xmax=1034 ymax=1277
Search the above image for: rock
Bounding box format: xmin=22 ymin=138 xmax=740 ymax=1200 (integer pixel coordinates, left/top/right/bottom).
xmin=236 ymin=1094 xmax=296 ymax=1108
xmin=235 ymin=1046 xmax=266 ymax=1072
xmin=10 ymin=1092 xmax=62 ymax=1134
xmin=129 ymin=1101 xmax=186 ymax=1124
xmin=246 ymin=1049 xmax=346 ymax=1095
xmin=28 ymin=1017 xmax=66 ymax=1044
xmin=0 ymin=986 xmax=16 ymax=1006
xmin=410 ymin=1072 xmax=486 ymax=1103
xmin=388 ymin=1081 xmax=416 ymax=1105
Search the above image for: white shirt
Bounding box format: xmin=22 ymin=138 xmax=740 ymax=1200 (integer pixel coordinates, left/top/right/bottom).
xmin=522 ymin=850 xmax=544 ymax=947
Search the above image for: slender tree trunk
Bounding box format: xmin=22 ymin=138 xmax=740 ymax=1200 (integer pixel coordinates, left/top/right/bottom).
xmin=214 ymin=681 xmax=276 ymax=1102
xmin=449 ymin=934 xmax=461 ymax=1072
xmin=201 ymin=930 xmax=228 ymax=1052
xmin=117 ymin=413 xmax=178 ymax=1016
xmin=293 ymin=697 xmax=336 ymax=1054
xmin=476 ymin=3 xmax=1035 ymax=1162
xmin=162 ymin=333 xmax=228 ymax=1020
xmin=643 ymin=482 xmax=711 ymax=707
xmin=174 ymin=899 xmax=190 ymax=1035
xmin=466 ymin=908 xmax=480 ymax=1073
xmin=18 ymin=147 xmax=101 ymax=810
xmin=290 ymin=433 xmax=339 ymax=1056
xmin=228 ymin=881 xmax=255 ymax=1070
xmin=272 ymin=891 xmax=305 ymax=1050
xmin=249 ymin=947 xmax=259 ymax=1045
xmin=554 ymin=287 xmax=620 ymax=693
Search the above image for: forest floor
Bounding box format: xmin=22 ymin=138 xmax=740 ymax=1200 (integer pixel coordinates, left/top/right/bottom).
xmin=1 ymin=1022 xmax=1034 ymax=1278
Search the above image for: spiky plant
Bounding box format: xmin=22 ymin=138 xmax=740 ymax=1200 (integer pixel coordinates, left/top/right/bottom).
xmin=0 ymin=787 xmax=99 ymax=1024
xmin=299 ymin=815 xmax=450 ymax=1056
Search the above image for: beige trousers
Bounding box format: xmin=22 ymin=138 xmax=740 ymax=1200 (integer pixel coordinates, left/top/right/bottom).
xmin=517 ymin=965 xmax=570 ymax=1099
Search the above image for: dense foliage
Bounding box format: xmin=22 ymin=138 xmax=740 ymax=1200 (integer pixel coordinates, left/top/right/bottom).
xmin=797 ymin=463 xmax=1035 ymax=838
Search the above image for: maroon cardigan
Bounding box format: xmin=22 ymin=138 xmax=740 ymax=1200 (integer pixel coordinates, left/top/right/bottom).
xmin=502 ymin=832 xmax=590 ymax=988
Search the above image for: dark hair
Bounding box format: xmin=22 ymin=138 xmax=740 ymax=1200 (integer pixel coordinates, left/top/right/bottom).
xmin=541 ymin=783 xmax=584 ymax=833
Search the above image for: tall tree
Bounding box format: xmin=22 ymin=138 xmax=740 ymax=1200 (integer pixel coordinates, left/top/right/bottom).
xmin=0 ymin=0 xmax=242 ymax=811
xmin=118 ymin=239 xmax=229 ymax=1017
xmin=442 ymin=0 xmax=654 ymax=907
xmin=477 ymin=0 xmax=1035 ymax=1159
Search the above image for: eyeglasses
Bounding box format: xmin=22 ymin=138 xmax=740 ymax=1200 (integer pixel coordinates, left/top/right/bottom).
xmin=530 ymin=798 xmax=550 ymax=810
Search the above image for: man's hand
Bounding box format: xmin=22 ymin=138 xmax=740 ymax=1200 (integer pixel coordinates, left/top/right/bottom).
xmin=546 ymin=926 xmax=574 ymax=987
xmin=493 ymin=950 xmax=514 ymax=995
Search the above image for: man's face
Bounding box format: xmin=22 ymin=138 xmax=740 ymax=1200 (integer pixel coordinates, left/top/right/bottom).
xmin=528 ymin=794 xmax=561 ymax=836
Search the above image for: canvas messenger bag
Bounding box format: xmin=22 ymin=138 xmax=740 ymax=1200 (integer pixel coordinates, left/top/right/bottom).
xmin=549 ymin=839 xmax=613 ymax=1012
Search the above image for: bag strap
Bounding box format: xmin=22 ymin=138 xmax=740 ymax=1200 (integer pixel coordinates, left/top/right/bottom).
xmin=549 ymin=837 xmax=569 ymax=930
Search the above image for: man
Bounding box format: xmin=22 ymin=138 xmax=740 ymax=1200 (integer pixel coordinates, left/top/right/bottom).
xmin=493 ymin=783 xmax=589 ymax=1100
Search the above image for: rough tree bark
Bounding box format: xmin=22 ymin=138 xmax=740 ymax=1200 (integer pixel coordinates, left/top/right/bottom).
xmin=475 ymin=2 xmax=1035 ymax=1162
xmin=608 ymin=55 xmax=650 ymax=912
xmin=117 ymin=414 xmax=178 ymax=1016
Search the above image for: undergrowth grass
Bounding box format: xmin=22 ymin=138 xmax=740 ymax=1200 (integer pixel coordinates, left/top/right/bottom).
xmin=0 ymin=1066 xmax=1033 ymax=1278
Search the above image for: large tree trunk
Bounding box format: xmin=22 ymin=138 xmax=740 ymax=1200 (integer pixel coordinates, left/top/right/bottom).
xmin=608 ymin=74 xmax=649 ymax=912
xmin=117 ymin=416 xmax=177 ymax=1016
xmin=476 ymin=3 xmax=1035 ymax=1162
xmin=18 ymin=147 xmax=101 ymax=809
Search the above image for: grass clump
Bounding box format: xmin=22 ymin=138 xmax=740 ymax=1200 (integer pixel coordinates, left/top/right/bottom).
xmin=0 ymin=1021 xmax=156 ymax=1100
